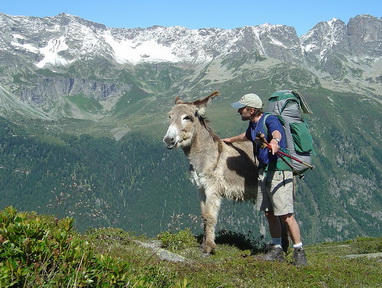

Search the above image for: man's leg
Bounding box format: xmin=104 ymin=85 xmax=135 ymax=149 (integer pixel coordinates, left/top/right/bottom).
xmin=280 ymin=213 xmax=307 ymax=266
xmin=265 ymin=211 xmax=281 ymax=239
xmin=260 ymin=211 xmax=284 ymax=261
xmin=280 ymin=213 xmax=300 ymax=245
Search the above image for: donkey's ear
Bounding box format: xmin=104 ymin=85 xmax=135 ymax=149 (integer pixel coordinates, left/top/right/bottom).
xmin=175 ymin=97 xmax=184 ymax=104
xmin=193 ymin=91 xmax=219 ymax=108
xmin=193 ymin=91 xmax=219 ymax=116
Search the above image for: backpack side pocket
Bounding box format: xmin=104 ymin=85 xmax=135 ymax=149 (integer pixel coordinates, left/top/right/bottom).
xmin=289 ymin=122 xmax=313 ymax=153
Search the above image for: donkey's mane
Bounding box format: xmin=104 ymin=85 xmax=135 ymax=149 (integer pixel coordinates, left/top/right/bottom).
xmin=197 ymin=114 xmax=222 ymax=154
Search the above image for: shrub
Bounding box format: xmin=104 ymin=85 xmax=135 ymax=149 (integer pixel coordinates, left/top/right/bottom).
xmin=158 ymin=229 xmax=198 ymax=252
xmin=0 ymin=206 xmax=144 ymax=287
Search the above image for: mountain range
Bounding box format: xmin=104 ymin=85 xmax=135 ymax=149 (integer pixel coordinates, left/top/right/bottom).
xmin=0 ymin=12 xmax=381 ymax=244
xmin=1 ymin=13 xmax=381 ymax=120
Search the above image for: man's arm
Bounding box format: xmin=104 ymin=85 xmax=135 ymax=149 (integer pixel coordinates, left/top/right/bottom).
xmin=222 ymin=132 xmax=248 ymax=143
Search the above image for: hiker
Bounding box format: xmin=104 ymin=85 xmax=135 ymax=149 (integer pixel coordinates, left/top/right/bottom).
xmin=222 ymin=93 xmax=307 ymax=266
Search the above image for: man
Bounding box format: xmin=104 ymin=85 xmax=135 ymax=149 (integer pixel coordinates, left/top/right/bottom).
xmin=223 ymin=93 xmax=307 ymax=266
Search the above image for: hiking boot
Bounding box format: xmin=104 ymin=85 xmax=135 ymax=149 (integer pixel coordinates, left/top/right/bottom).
xmin=258 ymin=245 xmax=285 ymax=262
xmin=293 ymin=247 xmax=307 ymax=267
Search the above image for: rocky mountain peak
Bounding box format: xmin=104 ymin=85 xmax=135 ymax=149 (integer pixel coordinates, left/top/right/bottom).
xmin=347 ymin=14 xmax=382 ymax=56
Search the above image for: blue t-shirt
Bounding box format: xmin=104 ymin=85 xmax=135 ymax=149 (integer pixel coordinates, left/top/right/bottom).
xmin=245 ymin=114 xmax=286 ymax=167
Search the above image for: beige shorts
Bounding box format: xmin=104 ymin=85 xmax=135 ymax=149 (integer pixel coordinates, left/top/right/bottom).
xmin=256 ymin=169 xmax=295 ymax=216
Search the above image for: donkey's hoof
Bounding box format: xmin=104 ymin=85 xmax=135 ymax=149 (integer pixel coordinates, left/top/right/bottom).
xmin=201 ymin=248 xmax=215 ymax=256
xmin=201 ymin=244 xmax=216 ymax=255
xmin=201 ymin=251 xmax=211 ymax=258
xmin=201 ymin=243 xmax=216 ymax=255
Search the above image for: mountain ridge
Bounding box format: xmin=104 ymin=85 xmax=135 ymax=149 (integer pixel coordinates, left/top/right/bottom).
xmin=1 ymin=13 xmax=380 ymax=65
xmin=0 ymin=13 xmax=381 ymax=121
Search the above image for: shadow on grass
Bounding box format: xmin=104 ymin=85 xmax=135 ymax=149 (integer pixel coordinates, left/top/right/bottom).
xmin=196 ymin=229 xmax=267 ymax=255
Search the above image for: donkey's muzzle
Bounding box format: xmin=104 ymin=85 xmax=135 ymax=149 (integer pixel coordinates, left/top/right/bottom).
xmin=163 ymin=135 xmax=177 ymax=149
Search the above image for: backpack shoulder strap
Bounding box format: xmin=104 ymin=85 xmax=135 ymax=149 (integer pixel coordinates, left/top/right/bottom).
xmin=261 ymin=112 xmax=285 ymax=137
xmin=261 ymin=113 xmax=271 ymax=134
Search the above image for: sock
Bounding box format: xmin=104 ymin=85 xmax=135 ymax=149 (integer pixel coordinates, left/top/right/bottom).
xmin=271 ymin=237 xmax=282 ymax=248
xmin=293 ymin=242 xmax=303 ymax=248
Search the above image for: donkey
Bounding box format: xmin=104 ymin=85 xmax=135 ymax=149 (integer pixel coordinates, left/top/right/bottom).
xmin=163 ymin=91 xmax=259 ymax=254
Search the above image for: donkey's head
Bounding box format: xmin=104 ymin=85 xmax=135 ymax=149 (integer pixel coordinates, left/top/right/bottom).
xmin=163 ymin=91 xmax=219 ymax=149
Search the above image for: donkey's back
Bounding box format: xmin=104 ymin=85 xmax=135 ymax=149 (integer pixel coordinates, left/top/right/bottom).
xmin=198 ymin=140 xmax=257 ymax=202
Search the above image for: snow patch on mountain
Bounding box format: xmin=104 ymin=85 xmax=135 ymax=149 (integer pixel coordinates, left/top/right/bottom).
xmin=103 ymin=31 xmax=179 ymax=64
xmin=36 ymin=36 xmax=72 ymax=68
xmin=12 ymin=40 xmax=39 ymax=54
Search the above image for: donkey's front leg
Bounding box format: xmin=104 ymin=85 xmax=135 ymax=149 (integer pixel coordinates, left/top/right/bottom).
xmin=199 ymin=190 xmax=222 ymax=254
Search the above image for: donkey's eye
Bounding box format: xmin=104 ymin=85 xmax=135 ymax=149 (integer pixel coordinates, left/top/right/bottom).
xmin=183 ymin=115 xmax=193 ymax=121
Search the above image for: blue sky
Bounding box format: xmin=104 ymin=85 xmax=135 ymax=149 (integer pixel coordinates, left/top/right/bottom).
xmin=2 ymin=0 xmax=381 ymax=35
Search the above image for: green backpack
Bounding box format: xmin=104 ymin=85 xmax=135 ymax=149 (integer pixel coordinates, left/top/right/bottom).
xmin=264 ymin=90 xmax=314 ymax=176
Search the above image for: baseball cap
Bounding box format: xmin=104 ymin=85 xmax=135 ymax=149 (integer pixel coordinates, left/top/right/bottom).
xmin=231 ymin=93 xmax=263 ymax=109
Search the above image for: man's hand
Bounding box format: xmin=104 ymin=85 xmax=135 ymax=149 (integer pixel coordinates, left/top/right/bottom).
xmin=269 ymin=139 xmax=280 ymax=155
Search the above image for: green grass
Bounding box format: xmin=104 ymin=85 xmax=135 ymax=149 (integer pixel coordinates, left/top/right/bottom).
xmin=1 ymin=207 xmax=381 ymax=287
